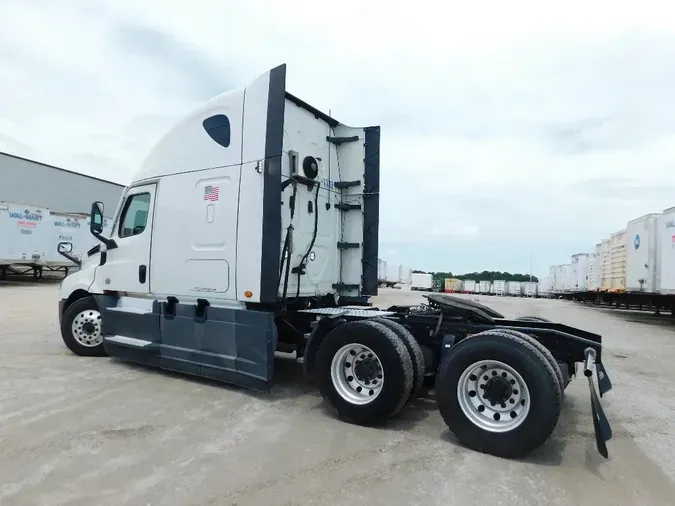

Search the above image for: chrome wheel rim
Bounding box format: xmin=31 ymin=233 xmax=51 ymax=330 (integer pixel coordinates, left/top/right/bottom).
xmin=71 ymin=309 xmax=103 ymax=347
xmin=457 ymin=359 xmax=530 ymax=432
xmin=330 ymin=344 xmax=384 ymax=404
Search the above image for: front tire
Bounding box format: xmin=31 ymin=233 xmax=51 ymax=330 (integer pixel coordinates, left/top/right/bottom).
xmin=60 ymin=297 xmax=107 ymax=357
xmin=315 ymin=320 xmax=414 ymax=426
xmin=436 ymin=331 xmax=562 ymax=458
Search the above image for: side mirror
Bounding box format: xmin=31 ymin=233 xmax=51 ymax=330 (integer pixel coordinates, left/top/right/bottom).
xmin=90 ymin=201 xmax=104 ymax=234
xmin=57 ymin=241 xmax=81 ymax=266
xmin=58 ymin=241 xmax=73 ymax=254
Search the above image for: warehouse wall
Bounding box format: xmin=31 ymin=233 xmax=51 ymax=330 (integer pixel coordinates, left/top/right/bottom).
xmin=0 ymin=152 xmax=125 ymax=214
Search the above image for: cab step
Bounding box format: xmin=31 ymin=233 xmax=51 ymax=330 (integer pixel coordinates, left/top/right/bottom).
xmin=104 ymin=335 xmax=156 ymax=348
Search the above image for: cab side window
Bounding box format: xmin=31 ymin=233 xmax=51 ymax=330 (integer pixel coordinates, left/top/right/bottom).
xmin=118 ymin=193 xmax=151 ymax=238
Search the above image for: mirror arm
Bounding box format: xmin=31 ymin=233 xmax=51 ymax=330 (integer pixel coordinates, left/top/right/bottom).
xmin=94 ymin=233 xmax=117 ymax=250
xmin=57 ymin=242 xmax=81 ymax=267
xmin=58 ymin=249 xmax=82 ymax=267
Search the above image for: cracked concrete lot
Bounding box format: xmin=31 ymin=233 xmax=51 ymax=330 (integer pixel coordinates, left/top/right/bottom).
xmin=2 ymin=280 xmax=675 ymax=505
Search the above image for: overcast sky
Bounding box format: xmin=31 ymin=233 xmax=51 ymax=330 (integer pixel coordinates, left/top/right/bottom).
xmin=1 ymin=0 xmax=674 ymax=277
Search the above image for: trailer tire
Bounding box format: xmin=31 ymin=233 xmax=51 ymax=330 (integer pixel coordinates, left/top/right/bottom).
xmin=436 ymin=331 xmax=562 ymax=458
xmin=371 ymin=318 xmax=425 ymax=406
xmin=515 ymin=316 xmax=552 ymax=323
xmin=315 ymin=320 xmax=414 ymax=426
xmin=60 ymin=297 xmax=107 ymax=357
xmin=490 ymin=328 xmax=565 ymax=395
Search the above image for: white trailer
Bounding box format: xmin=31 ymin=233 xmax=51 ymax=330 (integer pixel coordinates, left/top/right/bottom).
xmin=507 ymin=281 xmax=523 ymax=296
xmin=410 ymin=272 xmax=432 ymax=291
xmin=523 ymin=281 xmax=537 ymax=297
xmin=399 ymin=265 xmax=413 ymax=285
xmin=658 ymin=207 xmax=675 ymax=294
xmin=0 ymin=201 xmax=50 ymax=276
xmin=587 ymin=249 xmax=600 ymax=291
xmin=493 ymin=279 xmax=506 ymax=295
xmin=570 ymin=253 xmax=590 ymax=291
xmin=479 ymin=280 xmax=491 ymax=294
xmin=626 ymin=213 xmax=661 ymax=293
xmin=377 ymin=259 xmax=387 ymax=285
xmin=385 ymin=263 xmax=401 ymax=286
xmin=50 ymin=214 xmax=114 ymax=267
xmin=463 ymin=280 xmax=476 ymax=293
xmin=54 ymin=64 xmax=614 ymax=462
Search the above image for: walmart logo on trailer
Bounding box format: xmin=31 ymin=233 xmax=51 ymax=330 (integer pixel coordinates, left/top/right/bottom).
xmin=9 ymin=211 xmax=43 ymax=221
xmin=634 ymin=234 xmax=640 ymax=250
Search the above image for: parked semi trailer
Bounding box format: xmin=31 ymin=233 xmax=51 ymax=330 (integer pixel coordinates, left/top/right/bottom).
xmin=56 ymin=64 xmax=613 ymax=460
xmin=377 ymin=259 xmax=388 ymax=286
xmin=0 ymin=201 xmax=50 ymax=278
xmin=0 ymin=202 xmax=113 ymax=279
xmin=410 ymin=272 xmax=432 ymax=291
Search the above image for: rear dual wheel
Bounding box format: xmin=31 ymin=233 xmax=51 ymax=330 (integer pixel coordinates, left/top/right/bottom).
xmin=512 ymin=316 xmax=571 ymax=390
xmin=436 ymin=330 xmax=562 ymax=458
xmin=315 ymin=319 xmax=422 ymax=426
xmin=492 ymin=328 xmax=566 ymax=395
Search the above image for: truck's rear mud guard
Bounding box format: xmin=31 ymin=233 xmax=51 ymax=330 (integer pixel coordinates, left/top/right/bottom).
xmin=584 ymin=348 xmax=613 ymax=458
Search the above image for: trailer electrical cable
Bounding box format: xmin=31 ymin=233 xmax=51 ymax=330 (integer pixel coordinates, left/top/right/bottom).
xmin=279 ymin=180 xmax=299 ymax=304
xmin=295 ymin=180 xmax=321 ymax=299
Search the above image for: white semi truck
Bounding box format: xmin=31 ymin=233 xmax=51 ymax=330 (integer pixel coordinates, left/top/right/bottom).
xmin=56 ymin=64 xmax=613 ymax=460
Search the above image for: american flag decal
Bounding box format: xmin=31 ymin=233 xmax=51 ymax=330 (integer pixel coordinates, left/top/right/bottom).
xmin=204 ymin=185 xmax=220 ymax=201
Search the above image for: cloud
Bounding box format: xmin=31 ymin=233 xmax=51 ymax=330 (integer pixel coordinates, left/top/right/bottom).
xmin=1 ymin=0 xmax=674 ymax=276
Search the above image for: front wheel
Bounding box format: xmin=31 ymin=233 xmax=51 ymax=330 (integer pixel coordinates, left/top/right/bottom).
xmin=60 ymin=296 xmax=108 ymax=357
xmin=436 ymin=331 xmax=562 ymax=458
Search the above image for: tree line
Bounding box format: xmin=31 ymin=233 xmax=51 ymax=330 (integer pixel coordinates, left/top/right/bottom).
xmin=413 ymin=270 xmax=539 ymax=283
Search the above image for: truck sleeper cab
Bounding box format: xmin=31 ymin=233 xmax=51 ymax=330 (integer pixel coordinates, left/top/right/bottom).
xmin=58 ymin=64 xmax=613 ymax=461
xmin=59 ymin=63 xmax=380 ymax=390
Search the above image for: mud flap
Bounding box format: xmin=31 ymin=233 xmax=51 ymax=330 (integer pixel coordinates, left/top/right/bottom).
xmin=588 ymin=374 xmax=613 ymax=458
xmin=159 ymin=299 xmax=276 ymax=391
xmin=596 ymin=360 xmax=612 ymax=397
xmin=584 ymin=349 xmax=613 ymax=458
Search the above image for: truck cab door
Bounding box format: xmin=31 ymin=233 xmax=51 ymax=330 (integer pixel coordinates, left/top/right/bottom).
xmin=95 ymin=183 xmax=156 ymax=294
